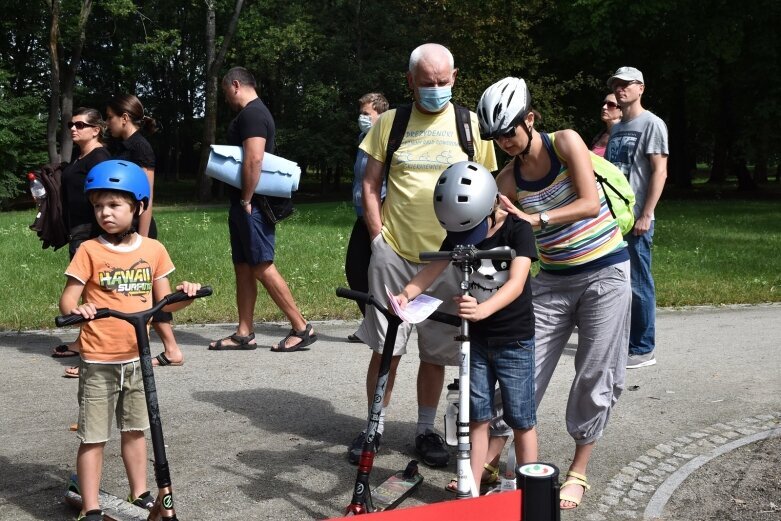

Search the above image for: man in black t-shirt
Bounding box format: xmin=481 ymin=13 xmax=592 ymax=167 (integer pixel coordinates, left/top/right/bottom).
xmin=208 ymin=67 xmax=316 ymax=353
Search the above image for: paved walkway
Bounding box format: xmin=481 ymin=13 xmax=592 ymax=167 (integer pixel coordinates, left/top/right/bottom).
xmin=0 ymin=304 xmax=779 ymax=520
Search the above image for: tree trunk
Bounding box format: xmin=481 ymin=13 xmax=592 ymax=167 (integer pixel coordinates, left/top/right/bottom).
xmin=58 ymin=0 xmax=94 ymax=163
xmin=46 ymin=0 xmax=61 ymax=164
xmin=708 ymin=61 xmax=732 ymax=184
xmin=753 ymin=119 xmax=769 ymax=184
xmin=197 ymin=0 xmax=245 ymax=202
xmin=667 ymin=78 xmax=692 ymax=188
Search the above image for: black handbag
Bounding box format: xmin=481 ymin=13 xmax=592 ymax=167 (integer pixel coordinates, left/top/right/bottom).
xmin=258 ymin=195 xmax=295 ymax=223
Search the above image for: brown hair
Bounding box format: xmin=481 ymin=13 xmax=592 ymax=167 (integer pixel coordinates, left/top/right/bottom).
xmin=107 ymin=94 xmax=158 ymax=135
xmin=72 ymin=107 xmax=107 ymax=142
xmin=358 ymin=92 xmax=389 ymax=114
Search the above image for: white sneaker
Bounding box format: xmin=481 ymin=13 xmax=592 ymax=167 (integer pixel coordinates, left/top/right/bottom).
xmin=627 ymin=352 xmax=656 ymax=369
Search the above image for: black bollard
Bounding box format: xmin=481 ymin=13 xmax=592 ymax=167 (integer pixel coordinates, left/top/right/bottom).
xmin=516 ymin=462 xmax=560 ymax=521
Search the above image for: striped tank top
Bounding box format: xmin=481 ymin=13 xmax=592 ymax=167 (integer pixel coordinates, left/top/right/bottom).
xmin=515 ymin=132 xmax=627 ymax=273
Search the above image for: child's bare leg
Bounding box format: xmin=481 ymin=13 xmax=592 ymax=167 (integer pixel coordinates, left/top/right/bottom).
xmin=513 ymin=426 xmax=538 ymax=464
xmin=469 ymin=421 xmax=490 ymax=493
xmin=121 ymin=430 xmax=148 ymax=499
xmin=151 ymin=321 xmax=183 ymax=366
xmin=485 ymin=434 xmax=509 ymax=477
xmin=77 ymin=442 xmax=105 ymax=514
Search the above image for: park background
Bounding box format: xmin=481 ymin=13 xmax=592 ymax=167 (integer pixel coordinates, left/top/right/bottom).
xmin=0 ymin=0 xmax=779 ymax=330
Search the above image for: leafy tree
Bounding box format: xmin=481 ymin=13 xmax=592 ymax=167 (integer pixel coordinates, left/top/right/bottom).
xmin=0 ymin=70 xmax=48 ymax=207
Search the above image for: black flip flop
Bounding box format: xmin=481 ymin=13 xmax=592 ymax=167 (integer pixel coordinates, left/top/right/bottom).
xmin=154 ymin=353 xmax=184 ymax=366
xmin=208 ymin=332 xmax=257 ymax=351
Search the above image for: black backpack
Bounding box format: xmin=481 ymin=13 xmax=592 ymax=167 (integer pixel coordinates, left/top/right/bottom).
xmin=383 ymin=102 xmax=475 ymax=178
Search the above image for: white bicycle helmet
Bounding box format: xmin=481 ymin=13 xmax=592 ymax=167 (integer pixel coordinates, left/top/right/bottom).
xmin=433 ymin=161 xmax=497 ymax=235
xmin=477 ymin=77 xmax=532 ymax=140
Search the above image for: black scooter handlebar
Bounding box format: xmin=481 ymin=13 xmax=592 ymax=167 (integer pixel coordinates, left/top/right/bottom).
xmin=55 ymin=308 xmax=110 ymax=327
xmin=335 ymin=288 xmax=460 ymax=327
xmin=419 ymin=246 xmax=516 ymax=262
xmin=55 ymin=286 xmax=213 ymax=327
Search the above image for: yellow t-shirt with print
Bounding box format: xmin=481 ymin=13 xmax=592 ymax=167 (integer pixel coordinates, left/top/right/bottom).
xmin=360 ymin=104 xmax=497 ymax=262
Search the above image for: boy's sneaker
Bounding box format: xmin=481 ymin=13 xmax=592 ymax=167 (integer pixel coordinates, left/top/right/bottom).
xmin=76 ymin=510 xmax=104 ymax=521
xmin=627 ymin=352 xmax=656 ymax=369
xmin=347 ymin=431 xmax=381 ymax=464
xmin=67 ymin=473 xmax=80 ymax=495
xmin=127 ymin=490 xmax=156 ymax=510
xmin=415 ymin=431 xmax=449 ymax=467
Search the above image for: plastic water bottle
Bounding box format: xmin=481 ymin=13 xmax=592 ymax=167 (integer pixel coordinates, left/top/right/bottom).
xmin=444 ymin=378 xmax=459 ymax=446
xmin=28 ymin=172 xmax=46 ymax=204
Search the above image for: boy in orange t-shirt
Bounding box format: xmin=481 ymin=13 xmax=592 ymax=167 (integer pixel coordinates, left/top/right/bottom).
xmin=59 ymin=160 xmax=201 ymax=521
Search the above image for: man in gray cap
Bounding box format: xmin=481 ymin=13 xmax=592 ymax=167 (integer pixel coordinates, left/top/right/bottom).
xmin=605 ymin=66 xmax=669 ymax=369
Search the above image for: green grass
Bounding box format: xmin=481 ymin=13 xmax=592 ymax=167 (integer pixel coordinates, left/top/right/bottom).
xmin=654 ymin=200 xmax=781 ymax=306
xmin=0 ymin=199 xmax=779 ymax=331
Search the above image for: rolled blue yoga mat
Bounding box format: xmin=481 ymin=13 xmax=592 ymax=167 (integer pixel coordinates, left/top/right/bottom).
xmin=205 ymin=145 xmax=301 ymax=198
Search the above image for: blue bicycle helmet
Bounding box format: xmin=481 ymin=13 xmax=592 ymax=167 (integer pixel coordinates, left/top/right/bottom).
xmin=85 ymin=160 xmax=150 ymax=206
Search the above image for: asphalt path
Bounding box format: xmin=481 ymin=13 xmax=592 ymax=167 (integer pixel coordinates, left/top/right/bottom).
xmin=0 ymin=304 xmax=779 ymax=520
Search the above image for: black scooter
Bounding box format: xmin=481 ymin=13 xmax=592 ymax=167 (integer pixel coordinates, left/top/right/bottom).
xmin=56 ymin=286 xmax=212 ymax=521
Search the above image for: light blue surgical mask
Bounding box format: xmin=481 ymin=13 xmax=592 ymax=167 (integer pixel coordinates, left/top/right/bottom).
xmin=417 ymin=85 xmax=452 ymax=113
xmin=358 ymin=114 xmax=373 ymax=133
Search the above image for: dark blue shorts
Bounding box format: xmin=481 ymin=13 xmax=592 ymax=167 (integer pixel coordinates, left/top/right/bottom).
xmin=470 ymin=338 xmax=536 ymax=430
xmin=228 ymin=203 xmax=275 ymax=265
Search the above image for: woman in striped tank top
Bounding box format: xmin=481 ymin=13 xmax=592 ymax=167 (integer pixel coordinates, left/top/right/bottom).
xmin=477 ymin=77 xmax=632 ymax=510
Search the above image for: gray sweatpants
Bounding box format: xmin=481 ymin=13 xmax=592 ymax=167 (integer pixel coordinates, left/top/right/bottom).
xmin=533 ymin=260 xmax=631 ymax=445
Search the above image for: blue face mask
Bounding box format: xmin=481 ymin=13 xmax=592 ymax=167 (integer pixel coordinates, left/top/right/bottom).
xmin=358 ymin=114 xmax=373 ymax=133
xmin=417 ymin=85 xmax=452 ymax=113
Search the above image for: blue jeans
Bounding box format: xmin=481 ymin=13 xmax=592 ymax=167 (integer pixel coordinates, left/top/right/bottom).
xmin=470 ymin=338 xmax=536 ymax=430
xmin=626 ymin=221 xmax=655 ymax=355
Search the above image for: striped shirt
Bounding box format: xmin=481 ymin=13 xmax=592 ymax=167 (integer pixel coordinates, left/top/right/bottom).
xmin=515 ymin=133 xmax=627 ymax=273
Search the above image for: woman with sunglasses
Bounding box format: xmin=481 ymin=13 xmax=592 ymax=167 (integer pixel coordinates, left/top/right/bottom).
xmin=590 ymin=93 xmax=622 ymax=157
xmin=105 ymin=94 xmax=184 ymax=368
xmin=54 ymin=108 xmax=112 ymax=369
xmin=476 ymin=77 xmax=631 ymax=510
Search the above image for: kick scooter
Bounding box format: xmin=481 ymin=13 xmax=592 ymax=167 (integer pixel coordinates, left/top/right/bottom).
xmin=419 ymin=245 xmax=515 ymax=499
xmin=56 ymin=286 xmax=212 ymax=521
xmin=336 ymin=288 xmax=460 ymax=515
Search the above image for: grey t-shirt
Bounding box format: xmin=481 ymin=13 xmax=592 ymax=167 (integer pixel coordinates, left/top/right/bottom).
xmin=606 ymin=110 xmax=669 ymax=220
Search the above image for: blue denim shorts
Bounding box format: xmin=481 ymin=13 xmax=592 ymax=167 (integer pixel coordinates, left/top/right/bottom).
xmin=470 ymin=338 xmax=536 ymax=430
xmin=229 ymin=203 xmax=275 ymax=265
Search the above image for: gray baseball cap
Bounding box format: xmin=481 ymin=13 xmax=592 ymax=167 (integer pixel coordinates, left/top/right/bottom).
xmin=607 ymin=66 xmax=644 ymax=88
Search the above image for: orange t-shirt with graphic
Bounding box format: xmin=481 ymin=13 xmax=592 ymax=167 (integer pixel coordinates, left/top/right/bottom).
xmin=65 ymin=235 xmax=175 ymax=362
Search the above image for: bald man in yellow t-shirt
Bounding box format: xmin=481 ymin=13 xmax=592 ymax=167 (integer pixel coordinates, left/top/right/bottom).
xmin=348 ymin=43 xmax=497 ymax=468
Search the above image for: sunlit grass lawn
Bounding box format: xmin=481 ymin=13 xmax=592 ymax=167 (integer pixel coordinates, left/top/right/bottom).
xmin=0 ymin=199 xmax=778 ymax=330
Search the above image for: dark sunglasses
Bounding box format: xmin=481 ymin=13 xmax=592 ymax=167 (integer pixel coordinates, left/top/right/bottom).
xmin=481 ymin=116 xmax=525 ymax=141
xmin=67 ymin=121 xmax=97 ymax=130
xmin=603 ymin=101 xmax=620 ymax=109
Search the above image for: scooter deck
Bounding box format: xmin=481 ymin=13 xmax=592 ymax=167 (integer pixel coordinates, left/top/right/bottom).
xmin=64 ymin=481 xmax=148 ymax=521
xmin=371 ymin=460 xmax=424 ymax=512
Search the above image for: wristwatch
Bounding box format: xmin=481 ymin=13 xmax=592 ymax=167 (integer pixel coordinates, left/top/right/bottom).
xmin=539 ymin=211 xmax=550 ymax=230
xmin=239 ymin=199 xmax=251 ymax=207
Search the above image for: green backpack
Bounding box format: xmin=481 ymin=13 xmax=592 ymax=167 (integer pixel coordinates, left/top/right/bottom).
xmin=514 ymin=132 xmax=636 ymax=235
xmin=590 ymin=153 xmax=636 ymax=236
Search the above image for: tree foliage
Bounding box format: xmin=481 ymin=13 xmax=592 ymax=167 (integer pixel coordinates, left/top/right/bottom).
xmin=0 ymin=0 xmax=778 ymax=208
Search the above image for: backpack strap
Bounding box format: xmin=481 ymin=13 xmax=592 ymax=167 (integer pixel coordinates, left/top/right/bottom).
xmin=453 ymin=103 xmax=475 ymax=161
xmin=383 ymin=104 xmax=413 ymax=179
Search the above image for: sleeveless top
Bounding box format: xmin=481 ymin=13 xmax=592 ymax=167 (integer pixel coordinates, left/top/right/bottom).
xmin=515 ymin=132 xmax=627 ymax=274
